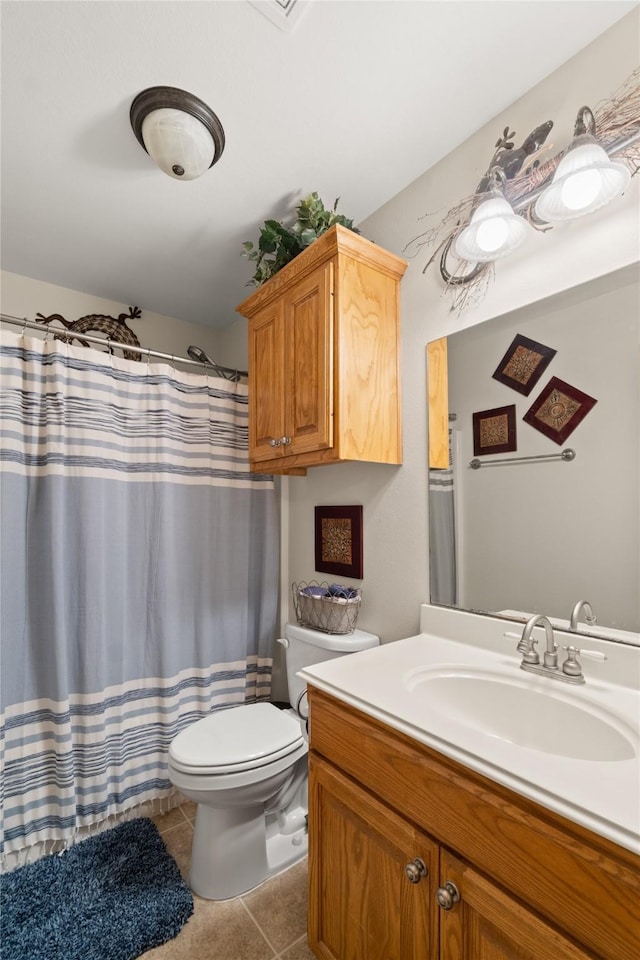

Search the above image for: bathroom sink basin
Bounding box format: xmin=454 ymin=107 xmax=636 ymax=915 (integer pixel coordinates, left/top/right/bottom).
xmin=405 ymin=668 xmax=637 ymax=762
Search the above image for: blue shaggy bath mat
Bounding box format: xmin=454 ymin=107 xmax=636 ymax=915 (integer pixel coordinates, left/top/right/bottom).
xmin=0 ymin=817 xmax=194 ymax=960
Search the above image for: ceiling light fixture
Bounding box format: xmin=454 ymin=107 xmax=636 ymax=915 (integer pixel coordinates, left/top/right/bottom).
xmin=130 ymin=86 xmax=225 ymax=181
xmin=535 ymin=107 xmax=630 ymax=223
xmin=455 ymin=169 xmax=532 ymax=263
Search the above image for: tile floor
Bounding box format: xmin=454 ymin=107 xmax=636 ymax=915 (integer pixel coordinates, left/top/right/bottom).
xmin=142 ymin=801 xmax=315 ymax=960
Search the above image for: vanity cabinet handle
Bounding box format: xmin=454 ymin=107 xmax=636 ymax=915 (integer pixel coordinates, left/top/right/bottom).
xmin=404 ymin=858 xmax=428 ymax=883
xmin=268 ymin=437 xmax=282 ymax=447
xmin=436 ymin=881 xmax=461 ymax=910
xmin=279 ymin=435 xmax=291 ymax=446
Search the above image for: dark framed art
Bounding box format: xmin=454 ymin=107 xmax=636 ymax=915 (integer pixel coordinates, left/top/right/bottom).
xmin=472 ymin=404 xmax=517 ymax=457
xmin=314 ymin=505 xmax=363 ymax=579
xmin=523 ymin=377 xmax=597 ymax=445
xmin=492 ymin=333 xmax=557 ymax=396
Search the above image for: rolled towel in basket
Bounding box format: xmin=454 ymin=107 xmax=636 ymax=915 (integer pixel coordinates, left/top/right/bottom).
xmin=327 ymin=583 xmax=359 ymax=600
xmin=300 ymin=585 xmax=329 ymax=598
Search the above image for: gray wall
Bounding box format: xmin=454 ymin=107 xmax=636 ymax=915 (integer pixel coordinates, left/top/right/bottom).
xmin=283 ymin=10 xmax=640 ymax=650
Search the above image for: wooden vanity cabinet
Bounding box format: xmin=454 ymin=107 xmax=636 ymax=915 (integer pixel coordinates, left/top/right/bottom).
xmin=307 ymin=687 xmax=640 ymax=960
xmin=236 ymin=225 xmax=407 ymax=474
xmin=311 ymin=755 xmax=439 ymax=960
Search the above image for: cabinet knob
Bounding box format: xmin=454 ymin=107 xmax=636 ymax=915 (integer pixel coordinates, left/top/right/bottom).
xmin=436 ymin=881 xmax=461 ymax=910
xmin=404 ymin=858 xmax=428 ymax=884
xmin=268 ymin=437 xmax=282 ymax=447
xmin=280 ymin=436 xmax=291 ymax=446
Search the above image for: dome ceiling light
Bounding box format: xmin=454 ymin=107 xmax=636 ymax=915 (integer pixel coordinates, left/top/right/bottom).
xmin=130 ymin=86 xmax=225 ymax=181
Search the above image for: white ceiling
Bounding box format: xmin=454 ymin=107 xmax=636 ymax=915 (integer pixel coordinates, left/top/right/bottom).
xmin=1 ymin=0 xmax=635 ymax=330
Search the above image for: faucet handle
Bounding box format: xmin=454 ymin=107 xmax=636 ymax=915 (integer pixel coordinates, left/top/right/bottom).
xmin=560 ymin=644 xmax=607 ymax=679
xmin=517 ymin=635 xmax=540 ymax=664
xmin=561 ymin=645 xmax=607 ymax=662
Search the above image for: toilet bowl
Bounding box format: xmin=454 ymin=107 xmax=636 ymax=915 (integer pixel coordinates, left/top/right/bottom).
xmin=167 ymin=622 xmax=379 ymax=900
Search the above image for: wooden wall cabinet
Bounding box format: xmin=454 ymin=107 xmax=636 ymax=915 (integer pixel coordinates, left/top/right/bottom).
xmin=236 ymin=225 xmax=407 ymax=474
xmin=308 ymin=687 xmax=640 ymax=960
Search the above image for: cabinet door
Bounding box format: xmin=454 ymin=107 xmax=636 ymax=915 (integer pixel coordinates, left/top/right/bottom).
xmin=248 ymin=300 xmax=286 ymax=461
xmin=309 ymin=755 xmax=438 ymax=960
xmin=283 ymin=262 xmax=333 ymax=456
xmin=438 ymin=849 xmax=594 ymax=960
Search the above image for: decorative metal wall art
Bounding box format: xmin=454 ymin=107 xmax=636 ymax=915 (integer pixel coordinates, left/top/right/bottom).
xmin=492 ymin=334 xmax=557 ymax=396
xmin=314 ymin=505 xmax=363 ymax=580
xmin=35 ymin=306 xmax=143 ymax=360
xmin=523 ymin=377 xmax=597 ymax=444
xmin=472 ymin=404 xmax=517 ymax=457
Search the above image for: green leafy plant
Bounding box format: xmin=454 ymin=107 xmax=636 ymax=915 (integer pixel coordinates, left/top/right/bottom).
xmin=242 ymin=193 xmax=360 ymax=286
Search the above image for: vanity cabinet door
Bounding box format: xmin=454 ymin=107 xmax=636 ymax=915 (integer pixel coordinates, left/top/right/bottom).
xmin=438 ymin=849 xmax=593 ymax=960
xmin=309 ymin=755 xmax=438 ymax=960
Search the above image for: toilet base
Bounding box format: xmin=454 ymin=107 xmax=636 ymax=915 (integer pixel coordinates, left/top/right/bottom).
xmin=188 ymin=799 xmax=308 ymax=900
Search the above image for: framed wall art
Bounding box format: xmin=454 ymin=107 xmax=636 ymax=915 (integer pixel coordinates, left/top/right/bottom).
xmin=523 ymin=377 xmax=597 ymax=445
xmin=492 ymin=333 xmax=557 ymax=396
xmin=314 ymin=505 xmax=363 ymax=579
xmin=472 ymin=404 xmax=517 ymax=457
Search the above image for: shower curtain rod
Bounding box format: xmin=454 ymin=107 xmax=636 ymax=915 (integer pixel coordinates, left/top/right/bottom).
xmin=0 ymin=313 xmax=248 ymax=380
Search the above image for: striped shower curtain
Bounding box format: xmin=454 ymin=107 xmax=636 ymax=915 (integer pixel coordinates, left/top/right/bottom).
xmin=428 ymin=427 xmax=458 ymax=607
xmin=0 ymin=330 xmax=278 ymax=867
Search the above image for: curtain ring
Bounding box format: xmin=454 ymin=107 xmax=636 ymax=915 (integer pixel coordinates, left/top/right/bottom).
xmin=20 ymin=317 xmax=28 ymax=336
xmin=146 ymin=347 xmax=151 ymax=366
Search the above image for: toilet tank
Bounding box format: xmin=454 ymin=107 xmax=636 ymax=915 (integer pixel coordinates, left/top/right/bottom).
xmin=278 ymin=622 xmax=380 ymax=709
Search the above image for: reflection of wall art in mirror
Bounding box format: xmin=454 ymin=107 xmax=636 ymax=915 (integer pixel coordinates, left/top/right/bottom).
xmin=472 ymin=404 xmax=517 ymax=457
xmin=314 ymin=505 xmax=363 ymax=579
xmin=492 ymin=333 xmax=557 ymax=396
xmin=523 ymin=377 xmax=597 ymax=445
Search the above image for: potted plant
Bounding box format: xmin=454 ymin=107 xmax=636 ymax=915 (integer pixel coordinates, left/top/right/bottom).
xmin=241 ymin=192 xmax=359 ymax=286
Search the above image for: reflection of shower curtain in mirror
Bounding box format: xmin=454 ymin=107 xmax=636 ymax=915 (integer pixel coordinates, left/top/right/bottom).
xmin=0 ymin=330 xmax=278 ymax=867
xmin=429 ymin=427 xmax=457 ymax=606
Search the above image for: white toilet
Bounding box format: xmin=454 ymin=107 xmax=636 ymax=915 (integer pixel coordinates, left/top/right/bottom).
xmin=167 ymin=622 xmax=379 ymax=899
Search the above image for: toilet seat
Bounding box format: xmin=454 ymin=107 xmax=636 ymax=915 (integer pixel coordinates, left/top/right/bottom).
xmin=169 ymin=701 xmax=305 ymax=776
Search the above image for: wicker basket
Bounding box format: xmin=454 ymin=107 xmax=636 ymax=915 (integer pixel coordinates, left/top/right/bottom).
xmin=292 ymin=581 xmax=361 ymax=635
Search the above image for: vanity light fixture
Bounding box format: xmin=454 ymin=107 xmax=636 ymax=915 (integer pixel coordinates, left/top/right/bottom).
xmin=406 ymin=67 xmax=640 ymax=307
xmin=455 ymin=170 xmax=532 ymax=263
xmin=130 ymin=86 xmax=225 ymax=181
xmin=535 ymin=107 xmax=631 ymax=223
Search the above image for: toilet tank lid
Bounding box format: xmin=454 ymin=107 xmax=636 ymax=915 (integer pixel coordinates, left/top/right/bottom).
xmin=284 ymin=623 xmax=380 ymax=652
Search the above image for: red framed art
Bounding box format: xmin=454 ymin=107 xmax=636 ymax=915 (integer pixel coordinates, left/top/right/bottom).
xmin=314 ymin=505 xmax=363 ymax=580
xmin=472 ymin=404 xmax=517 ymax=457
xmin=492 ymin=333 xmax=557 ymax=396
xmin=523 ymin=377 xmax=597 ymax=445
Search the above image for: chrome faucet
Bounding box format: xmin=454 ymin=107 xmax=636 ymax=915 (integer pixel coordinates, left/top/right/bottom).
xmin=518 ymin=615 xmax=557 ymax=668
xmin=516 ymin=614 xmax=606 ymax=684
xmin=570 ymin=600 xmax=597 ymax=631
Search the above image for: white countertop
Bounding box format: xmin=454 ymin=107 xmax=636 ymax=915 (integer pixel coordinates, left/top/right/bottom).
xmin=299 ymin=604 xmax=640 ymax=855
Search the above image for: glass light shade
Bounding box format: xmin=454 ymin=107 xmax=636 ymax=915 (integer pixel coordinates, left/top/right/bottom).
xmin=141 ymin=108 xmax=215 ymax=181
xmin=535 ymin=136 xmax=630 ymax=223
xmin=455 ymin=195 xmax=531 ymax=263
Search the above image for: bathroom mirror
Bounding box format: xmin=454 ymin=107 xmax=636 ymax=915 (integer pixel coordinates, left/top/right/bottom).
xmin=427 ymin=263 xmax=639 ymax=640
